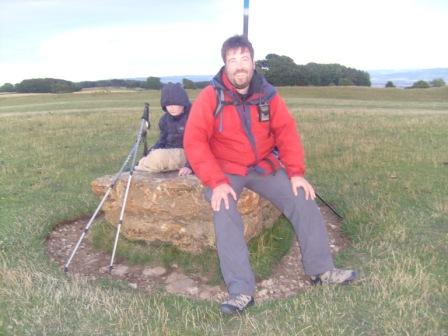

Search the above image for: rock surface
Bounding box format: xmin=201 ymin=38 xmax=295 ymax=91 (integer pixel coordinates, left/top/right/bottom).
xmin=91 ymin=171 xmax=282 ymax=253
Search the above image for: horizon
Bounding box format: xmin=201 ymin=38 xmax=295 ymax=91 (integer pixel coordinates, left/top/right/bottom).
xmin=3 ymin=66 xmax=448 ymax=87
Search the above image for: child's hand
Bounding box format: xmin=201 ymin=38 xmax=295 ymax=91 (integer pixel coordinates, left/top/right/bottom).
xmin=178 ymin=167 xmax=192 ymax=176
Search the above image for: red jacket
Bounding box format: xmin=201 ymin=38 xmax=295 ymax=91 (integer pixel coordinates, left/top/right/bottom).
xmin=184 ymin=69 xmax=305 ymax=189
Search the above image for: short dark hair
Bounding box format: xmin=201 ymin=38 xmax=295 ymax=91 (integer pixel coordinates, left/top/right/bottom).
xmin=221 ymin=35 xmax=254 ymax=63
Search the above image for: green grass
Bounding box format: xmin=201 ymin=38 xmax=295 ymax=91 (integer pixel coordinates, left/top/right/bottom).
xmin=1 ymin=87 xmax=447 ymax=335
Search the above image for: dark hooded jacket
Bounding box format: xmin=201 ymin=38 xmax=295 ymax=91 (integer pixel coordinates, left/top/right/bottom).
xmin=152 ymin=83 xmax=191 ymax=150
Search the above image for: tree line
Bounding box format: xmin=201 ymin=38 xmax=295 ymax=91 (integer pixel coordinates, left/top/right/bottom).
xmin=0 ymin=52 xmax=375 ymax=93
xmin=0 ymin=76 xmax=210 ymax=93
xmin=385 ymin=78 xmax=446 ymax=89
xmin=0 ymin=70 xmax=446 ymax=93
xmin=4 ymin=53 xmax=445 ymax=93
xmin=256 ymin=54 xmax=371 ymax=86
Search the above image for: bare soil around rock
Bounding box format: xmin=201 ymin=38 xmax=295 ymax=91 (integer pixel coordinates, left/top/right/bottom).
xmin=46 ymin=204 xmax=349 ymax=303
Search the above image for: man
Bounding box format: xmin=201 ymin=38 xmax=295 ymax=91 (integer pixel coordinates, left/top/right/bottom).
xmin=184 ymin=35 xmax=357 ymax=315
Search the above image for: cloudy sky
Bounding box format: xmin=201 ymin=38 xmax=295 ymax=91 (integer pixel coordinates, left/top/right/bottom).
xmin=1 ymin=0 xmax=447 ymax=84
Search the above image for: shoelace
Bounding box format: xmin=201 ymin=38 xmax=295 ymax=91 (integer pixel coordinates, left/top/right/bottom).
xmin=324 ymin=269 xmax=343 ymax=280
xmin=321 ymin=269 xmax=355 ymax=283
xmin=224 ymin=295 xmax=251 ymax=309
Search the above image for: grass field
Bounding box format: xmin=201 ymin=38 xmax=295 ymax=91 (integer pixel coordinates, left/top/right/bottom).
xmin=1 ymin=86 xmax=447 ymax=335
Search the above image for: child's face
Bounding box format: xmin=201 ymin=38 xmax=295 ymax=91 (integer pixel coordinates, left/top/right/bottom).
xmin=165 ymin=105 xmax=184 ymax=116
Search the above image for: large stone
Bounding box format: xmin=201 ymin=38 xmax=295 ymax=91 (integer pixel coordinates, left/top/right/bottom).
xmin=91 ymin=171 xmax=281 ymax=253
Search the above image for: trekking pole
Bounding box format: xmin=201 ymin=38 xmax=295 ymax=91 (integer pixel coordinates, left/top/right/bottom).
xmin=108 ymin=103 xmax=150 ymax=272
xmin=64 ymin=103 xmax=150 ymax=273
xmin=243 ymin=0 xmax=249 ymax=38
xmin=315 ymin=192 xmax=343 ymax=219
xmin=63 ymin=142 xmax=139 ymax=272
xmin=142 ymin=103 xmax=151 ymax=156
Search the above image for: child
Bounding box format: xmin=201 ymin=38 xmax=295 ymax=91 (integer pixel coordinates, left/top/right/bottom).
xmin=136 ymin=83 xmax=192 ymax=176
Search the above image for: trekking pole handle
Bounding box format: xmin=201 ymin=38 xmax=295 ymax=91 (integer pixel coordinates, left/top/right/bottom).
xmin=142 ymin=103 xmax=150 ymax=121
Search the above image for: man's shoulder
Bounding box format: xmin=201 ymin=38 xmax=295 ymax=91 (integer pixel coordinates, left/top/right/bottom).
xmin=189 ymin=85 xmax=218 ymax=119
xmin=199 ymin=84 xmax=215 ymax=96
xmin=193 ymin=85 xmax=216 ymax=104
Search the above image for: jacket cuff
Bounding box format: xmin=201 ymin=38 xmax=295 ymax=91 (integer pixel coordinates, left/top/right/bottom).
xmin=208 ymin=177 xmax=230 ymax=189
xmin=286 ymin=170 xmax=305 ymax=178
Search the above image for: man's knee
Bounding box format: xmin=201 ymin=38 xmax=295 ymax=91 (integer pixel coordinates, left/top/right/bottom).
xmin=280 ymin=188 xmax=318 ymax=219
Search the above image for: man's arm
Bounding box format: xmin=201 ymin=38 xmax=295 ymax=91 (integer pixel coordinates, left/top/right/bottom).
xmin=269 ymin=94 xmax=316 ymax=199
xmin=183 ymin=86 xmax=229 ymax=189
xmin=269 ymin=94 xmax=306 ymax=178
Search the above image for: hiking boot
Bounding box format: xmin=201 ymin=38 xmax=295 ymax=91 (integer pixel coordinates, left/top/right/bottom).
xmin=220 ymin=294 xmax=254 ymax=315
xmin=310 ymin=268 xmax=358 ymax=285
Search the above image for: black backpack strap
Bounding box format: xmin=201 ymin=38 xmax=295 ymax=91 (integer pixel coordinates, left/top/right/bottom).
xmin=211 ymin=79 xmax=235 ymax=118
xmin=210 ymin=77 xmax=276 ymax=133
xmin=214 ymin=85 xmax=227 ymax=117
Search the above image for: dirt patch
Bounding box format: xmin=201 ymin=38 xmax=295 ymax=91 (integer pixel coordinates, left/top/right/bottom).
xmin=46 ymin=204 xmax=349 ymax=303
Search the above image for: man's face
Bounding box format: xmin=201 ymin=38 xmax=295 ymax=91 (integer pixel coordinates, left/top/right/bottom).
xmin=165 ymin=105 xmax=184 ymax=116
xmin=224 ymin=47 xmax=255 ymax=91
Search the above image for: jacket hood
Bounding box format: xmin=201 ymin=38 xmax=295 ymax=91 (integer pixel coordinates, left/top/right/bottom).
xmin=160 ymin=83 xmax=191 ymax=112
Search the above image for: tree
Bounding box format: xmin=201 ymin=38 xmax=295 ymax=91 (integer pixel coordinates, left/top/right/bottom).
xmin=256 ymin=54 xmax=300 ymax=86
xmin=182 ymin=78 xmax=196 ymax=89
xmin=256 ymin=55 xmax=371 ymax=87
xmin=15 ymin=78 xmax=78 ymax=93
xmin=194 ymin=81 xmax=209 ymax=89
xmin=0 ymin=83 xmax=15 ymax=92
xmin=146 ymin=76 xmax=162 ymax=90
xmin=303 ymin=63 xmax=323 ymax=86
xmin=385 ymin=81 xmax=395 ymax=88
xmin=430 ymin=78 xmax=446 ymax=87
xmin=346 ymin=67 xmax=371 ymax=86
xmin=338 ymin=78 xmax=354 ymax=86
xmin=410 ymin=80 xmax=430 ymax=89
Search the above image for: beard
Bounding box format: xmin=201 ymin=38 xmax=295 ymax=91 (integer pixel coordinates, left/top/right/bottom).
xmin=229 ymin=69 xmax=253 ymax=90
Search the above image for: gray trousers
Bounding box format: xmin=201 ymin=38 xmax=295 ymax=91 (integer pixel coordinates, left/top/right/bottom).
xmin=205 ymin=169 xmax=335 ymax=298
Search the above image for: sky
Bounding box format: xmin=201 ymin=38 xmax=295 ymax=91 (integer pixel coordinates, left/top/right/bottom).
xmin=1 ymin=0 xmax=448 ymax=84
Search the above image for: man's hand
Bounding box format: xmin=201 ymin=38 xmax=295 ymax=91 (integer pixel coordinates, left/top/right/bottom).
xmin=178 ymin=167 xmax=192 ymax=176
xmin=211 ymin=183 xmax=237 ymax=211
xmin=291 ymin=176 xmax=316 ymax=200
